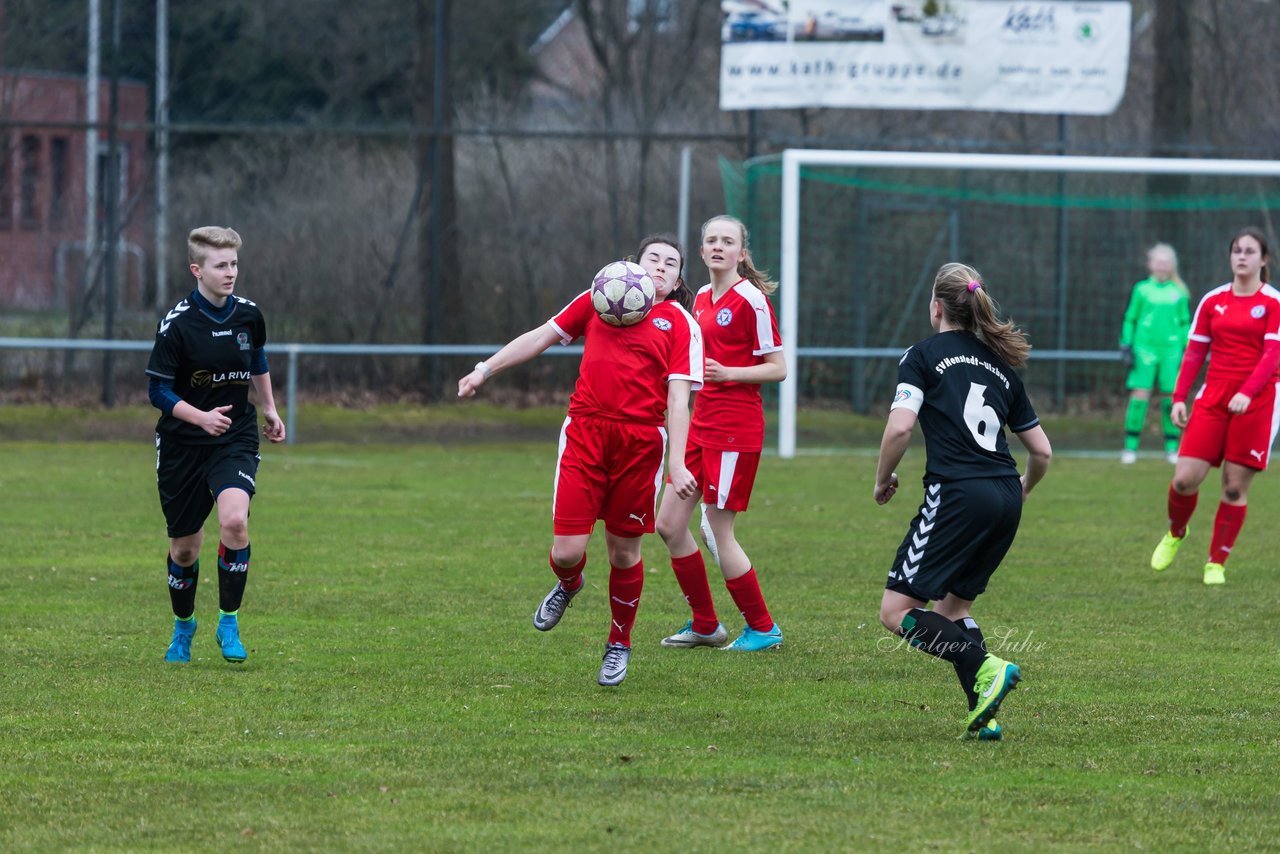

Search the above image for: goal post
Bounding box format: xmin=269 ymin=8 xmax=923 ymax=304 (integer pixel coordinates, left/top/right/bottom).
xmin=772 ymin=149 xmax=1280 ymax=458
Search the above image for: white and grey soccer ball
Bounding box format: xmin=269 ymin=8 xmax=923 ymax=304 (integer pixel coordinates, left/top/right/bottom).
xmin=591 ymin=261 xmax=656 ymax=327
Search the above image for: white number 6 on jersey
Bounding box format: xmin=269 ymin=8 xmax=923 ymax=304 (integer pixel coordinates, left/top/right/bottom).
xmin=963 ymin=382 xmax=1000 ymax=451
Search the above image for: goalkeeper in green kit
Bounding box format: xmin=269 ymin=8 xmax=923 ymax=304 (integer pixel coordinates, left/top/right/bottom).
xmin=1119 ymin=243 xmax=1192 ymax=464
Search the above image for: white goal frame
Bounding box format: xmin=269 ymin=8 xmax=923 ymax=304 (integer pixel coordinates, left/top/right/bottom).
xmin=777 ymin=149 xmax=1280 ymax=459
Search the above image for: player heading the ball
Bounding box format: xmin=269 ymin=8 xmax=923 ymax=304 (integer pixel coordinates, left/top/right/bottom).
xmin=458 ymin=234 xmax=702 ymax=687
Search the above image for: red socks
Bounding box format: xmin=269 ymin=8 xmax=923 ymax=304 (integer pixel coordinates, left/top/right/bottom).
xmin=549 ymin=552 xmax=586 ymax=592
xmin=670 ymin=551 xmax=719 ymax=634
xmin=1210 ymin=502 xmax=1247 ymax=565
xmin=725 ymin=568 xmax=773 ymax=632
xmin=607 ymin=561 xmax=644 ymax=647
xmin=1167 ymin=486 xmax=1198 ymax=538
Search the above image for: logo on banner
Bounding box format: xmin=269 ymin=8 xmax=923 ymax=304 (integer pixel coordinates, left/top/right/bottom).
xmin=1003 ymin=6 xmax=1057 ymax=36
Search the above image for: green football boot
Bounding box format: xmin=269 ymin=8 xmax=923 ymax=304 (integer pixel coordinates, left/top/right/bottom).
xmin=1203 ymin=562 xmax=1226 ymax=585
xmin=965 ymin=655 xmax=1021 ymax=734
xmin=1151 ymin=530 xmax=1186 ymax=572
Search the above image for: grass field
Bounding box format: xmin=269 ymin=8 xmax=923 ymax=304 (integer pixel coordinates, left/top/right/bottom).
xmin=2 ymin=425 xmax=1279 ymax=850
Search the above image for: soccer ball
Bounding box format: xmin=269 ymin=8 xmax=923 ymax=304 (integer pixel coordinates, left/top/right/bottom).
xmin=591 ymin=261 xmax=655 ymax=327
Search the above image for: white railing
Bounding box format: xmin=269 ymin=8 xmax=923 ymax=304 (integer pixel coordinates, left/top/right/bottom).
xmin=0 ymin=337 xmax=584 ymax=444
xmin=0 ymin=336 xmax=1120 ymax=447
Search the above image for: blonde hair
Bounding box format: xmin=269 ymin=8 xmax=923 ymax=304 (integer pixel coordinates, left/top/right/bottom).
xmin=188 ymin=226 xmax=242 ymax=265
xmin=933 ymin=262 xmax=1031 ymax=368
xmin=702 ymin=214 xmax=777 ymax=295
xmin=1147 ymin=242 xmax=1185 ymax=288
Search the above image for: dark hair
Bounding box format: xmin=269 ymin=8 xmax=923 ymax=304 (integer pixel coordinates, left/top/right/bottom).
xmin=631 ymin=233 xmax=693 ymax=312
xmin=932 ymin=262 xmax=1031 ymax=368
xmin=701 ymin=215 xmax=777 ymax=295
xmin=1229 ymin=226 xmax=1271 ymax=283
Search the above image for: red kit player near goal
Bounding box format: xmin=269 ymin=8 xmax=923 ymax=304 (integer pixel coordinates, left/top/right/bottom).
xmin=1151 ymin=226 xmax=1280 ymax=585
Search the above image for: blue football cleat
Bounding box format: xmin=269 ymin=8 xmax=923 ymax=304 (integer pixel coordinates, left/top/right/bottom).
xmin=165 ymin=617 xmax=196 ymax=663
xmin=215 ymin=613 xmax=247 ymax=663
xmin=721 ymin=623 xmax=783 ymax=651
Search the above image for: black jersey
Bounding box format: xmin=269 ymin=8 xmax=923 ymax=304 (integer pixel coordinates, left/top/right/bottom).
xmin=891 ymin=330 xmax=1039 ymax=483
xmin=145 ymin=290 xmax=268 ymax=445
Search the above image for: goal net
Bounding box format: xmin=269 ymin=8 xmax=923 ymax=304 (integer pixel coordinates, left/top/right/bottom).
xmin=723 ymin=150 xmax=1280 ymax=457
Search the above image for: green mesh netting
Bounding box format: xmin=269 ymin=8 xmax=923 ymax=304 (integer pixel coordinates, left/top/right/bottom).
xmin=723 ymin=155 xmax=1280 ymax=423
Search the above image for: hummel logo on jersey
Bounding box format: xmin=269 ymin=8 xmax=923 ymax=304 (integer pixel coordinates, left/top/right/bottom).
xmin=1250 ymin=449 xmax=1265 ymax=462
xmin=211 ymin=329 xmax=232 ymax=337
xmin=1215 ymin=304 xmax=1229 ymax=315
xmin=158 ymin=300 xmax=190 ymax=333
xmin=238 ymin=470 xmax=257 ymax=487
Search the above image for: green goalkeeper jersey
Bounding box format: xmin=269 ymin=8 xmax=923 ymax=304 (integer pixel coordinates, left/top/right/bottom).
xmin=1119 ymin=276 xmax=1191 ymax=352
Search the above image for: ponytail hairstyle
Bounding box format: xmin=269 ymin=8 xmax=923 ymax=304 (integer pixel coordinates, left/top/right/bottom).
xmin=932 ymin=262 xmax=1031 ymax=368
xmin=1229 ymin=226 xmax=1271 ymax=283
xmin=1147 ymin=242 xmax=1186 ymax=289
xmin=630 ymin=233 xmax=693 ymax=312
xmin=702 ymin=214 xmax=778 ymax=295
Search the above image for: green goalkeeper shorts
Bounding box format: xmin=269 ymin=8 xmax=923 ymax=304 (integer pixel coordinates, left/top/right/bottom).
xmin=1126 ymin=347 xmax=1182 ymax=393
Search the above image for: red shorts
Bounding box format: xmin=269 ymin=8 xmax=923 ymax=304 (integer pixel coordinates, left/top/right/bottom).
xmin=1180 ymin=381 xmax=1280 ymax=470
xmin=681 ymin=442 xmax=761 ymax=512
xmin=552 ymin=415 xmax=667 ymax=537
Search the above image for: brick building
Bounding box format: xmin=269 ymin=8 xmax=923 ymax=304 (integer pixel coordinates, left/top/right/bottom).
xmin=0 ymin=69 xmax=149 ymax=310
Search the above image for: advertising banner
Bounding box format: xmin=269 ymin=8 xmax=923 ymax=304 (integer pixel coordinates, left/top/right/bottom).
xmin=720 ymin=1 xmax=1132 ymax=114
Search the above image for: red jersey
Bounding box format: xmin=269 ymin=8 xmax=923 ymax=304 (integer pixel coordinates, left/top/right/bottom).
xmin=550 ymin=291 xmax=703 ymax=426
xmin=690 ymin=279 xmax=783 ymax=452
xmin=1187 ymin=283 xmax=1280 ymax=387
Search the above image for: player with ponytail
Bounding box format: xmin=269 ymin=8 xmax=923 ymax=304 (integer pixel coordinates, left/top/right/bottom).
xmin=655 ymin=214 xmax=787 ymax=652
xmin=873 ymin=261 xmax=1052 ymax=739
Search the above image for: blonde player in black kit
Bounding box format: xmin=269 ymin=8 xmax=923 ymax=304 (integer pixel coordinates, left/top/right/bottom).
xmin=873 ymin=263 xmax=1052 ymax=740
xmin=146 ymin=227 xmax=285 ymax=664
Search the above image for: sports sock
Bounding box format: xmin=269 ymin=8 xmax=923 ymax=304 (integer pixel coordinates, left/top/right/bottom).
xmin=670 ymin=551 xmax=719 ymax=634
xmin=1160 ymin=398 xmax=1179 ymax=450
xmin=217 ymin=542 xmax=250 ymax=614
xmin=167 ymin=555 xmax=198 ymax=619
xmin=953 ymin=617 xmax=987 ymax=711
xmin=549 ymin=552 xmax=586 ymax=592
xmin=725 ymin=568 xmax=774 ymax=632
xmin=1124 ymin=397 xmax=1149 ymax=451
xmin=1167 ymin=485 xmax=1198 ymax=538
xmin=900 ymin=608 xmax=986 ymax=691
xmin=607 ymin=560 xmax=644 ymax=647
xmin=1210 ymin=502 xmax=1247 ymax=565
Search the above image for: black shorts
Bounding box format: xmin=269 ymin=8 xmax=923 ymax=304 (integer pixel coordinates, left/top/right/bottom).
xmin=156 ymin=431 xmax=260 ymax=538
xmin=885 ymin=476 xmax=1022 ymax=602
